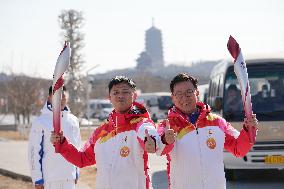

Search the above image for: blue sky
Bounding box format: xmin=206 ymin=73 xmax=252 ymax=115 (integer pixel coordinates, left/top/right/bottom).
xmin=1 ymin=0 xmax=284 ymax=79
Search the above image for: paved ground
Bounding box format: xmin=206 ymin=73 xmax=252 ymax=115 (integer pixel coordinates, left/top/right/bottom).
xmin=0 ymin=138 xmax=169 ymax=189
xmin=2 ymin=138 xmax=283 ymax=189
xmin=148 ymin=154 xmax=168 ymax=189
xmin=0 ymin=139 xmax=91 ymax=189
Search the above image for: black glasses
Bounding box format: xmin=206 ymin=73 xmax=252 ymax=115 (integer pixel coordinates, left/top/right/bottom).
xmin=174 ymin=89 xmax=195 ymax=98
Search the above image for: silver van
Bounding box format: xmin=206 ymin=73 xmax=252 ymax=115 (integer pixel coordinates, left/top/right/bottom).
xmin=88 ymin=99 xmax=113 ymax=120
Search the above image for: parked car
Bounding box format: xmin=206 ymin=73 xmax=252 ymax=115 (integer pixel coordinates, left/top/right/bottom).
xmin=88 ymin=99 xmax=113 ymax=120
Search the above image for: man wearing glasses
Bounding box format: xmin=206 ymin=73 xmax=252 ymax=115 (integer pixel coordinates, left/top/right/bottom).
xmin=51 ymin=76 xmax=163 ymax=189
xmin=157 ymin=73 xmax=258 ymax=189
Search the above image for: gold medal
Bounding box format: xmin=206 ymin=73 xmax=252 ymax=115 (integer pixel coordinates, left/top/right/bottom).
xmin=120 ymin=146 xmax=130 ymax=157
xmin=206 ymin=137 xmax=216 ymax=149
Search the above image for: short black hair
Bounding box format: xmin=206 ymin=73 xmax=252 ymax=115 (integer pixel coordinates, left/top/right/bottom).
xmin=170 ymin=73 xmax=198 ymax=93
xmin=49 ymin=85 xmax=66 ymax=95
xmin=108 ymin=76 xmax=136 ymax=93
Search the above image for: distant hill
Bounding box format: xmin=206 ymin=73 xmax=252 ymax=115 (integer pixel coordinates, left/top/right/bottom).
xmin=92 ymin=60 xmax=219 ymax=83
xmin=0 ymin=60 xmax=220 ymax=100
xmin=89 ymin=60 xmax=219 ymax=98
xmin=0 ymin=73 xmax=12 ymax=82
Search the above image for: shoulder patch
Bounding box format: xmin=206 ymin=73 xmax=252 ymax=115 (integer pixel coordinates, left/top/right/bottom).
xmin=99 ymin=130 xmax=116 ymax=143
xmin=206 ymin=113 xmax=219 ymax=121
xmin=130 ymin=117 xmax=144 ymax=124
xmin=177 ymin=124 xmax=195 ymax=140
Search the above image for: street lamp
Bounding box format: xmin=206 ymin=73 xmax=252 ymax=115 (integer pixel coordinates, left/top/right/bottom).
xmin=86 ymin=64 xmax=100 ymax=120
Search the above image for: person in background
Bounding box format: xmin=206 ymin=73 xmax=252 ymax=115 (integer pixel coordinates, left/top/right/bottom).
xmin=224 ymin=84 xmax=242 ymax=113
xmin=28 ymin=86 xmax=81 ymax=189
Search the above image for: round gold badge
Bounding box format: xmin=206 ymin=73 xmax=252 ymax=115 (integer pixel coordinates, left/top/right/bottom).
xmin=206 ymin=137 xmax=216 ymax=149
xmin=120 ymin=146 xmax=130 ymax=157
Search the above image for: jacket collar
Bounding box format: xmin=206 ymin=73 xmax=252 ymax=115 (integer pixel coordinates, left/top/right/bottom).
xmin=108 ymin=101 xmax=150 ymax=127
xmin=42 ymin=101 xmax=70 ymax=115
xmin=169 ymin=101 xmax=211 ymax=122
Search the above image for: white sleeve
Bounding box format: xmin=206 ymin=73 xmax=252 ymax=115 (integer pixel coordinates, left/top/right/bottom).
xmin=73 ymin=118 xmax=82 ymax=150
xmin=27 ymin=119 xmax=44 ymax=184
xmin=137 ymin=121 xmax=162 ymax=150
xmin=72 ymin=118 xmax=81 ymax=179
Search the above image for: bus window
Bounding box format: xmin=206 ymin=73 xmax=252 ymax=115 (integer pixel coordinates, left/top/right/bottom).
xmin=198 ymin=84 xmax=209 ymax=103
xmin=224 ymin=66 xmax=284 ymax=121
xmin=209 ymin=75 xmax=222 ymax=110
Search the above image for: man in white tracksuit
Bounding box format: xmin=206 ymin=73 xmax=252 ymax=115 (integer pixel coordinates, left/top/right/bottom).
xmin=28 ymin=86 xmax=81 ymax=189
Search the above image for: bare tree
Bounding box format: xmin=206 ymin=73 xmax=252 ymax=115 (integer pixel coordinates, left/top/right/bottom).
xmin=1 ymin=74 xmax=50 ymax=124
xmin=58 ymin=9 xmax=86 ymax=116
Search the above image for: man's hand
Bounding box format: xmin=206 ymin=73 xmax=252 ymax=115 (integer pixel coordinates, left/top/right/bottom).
xmin=50 ymin=131 xmax=64 ymax=144
xmin=164 ymin=119 xmax=176 ymax=145
xmin=35 ymin=184 xmax=44 ymax=189
xmin=144 ymin=129 xmax=156 ymax=153
xmin=244 ymin=114 xmax=258 ymax=130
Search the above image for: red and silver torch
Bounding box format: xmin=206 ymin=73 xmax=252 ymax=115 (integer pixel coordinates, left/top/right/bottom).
xmin=227 ymin=36 xmax=256 ymax=144
xmin=52 ymin=42 xmax=71 ymax=152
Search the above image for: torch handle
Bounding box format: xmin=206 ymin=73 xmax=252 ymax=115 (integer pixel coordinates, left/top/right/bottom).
xmin=54 ymin=142 xmax=61 ymax=153
xmin=52 ymin=84 xmax=62 ymax=153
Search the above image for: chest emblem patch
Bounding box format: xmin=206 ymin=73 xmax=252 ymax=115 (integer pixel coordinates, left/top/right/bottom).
xmin=206 ymin=137 xmax=216 ymax=149
xmin=120 ymin=146 xmax=130 ymax=157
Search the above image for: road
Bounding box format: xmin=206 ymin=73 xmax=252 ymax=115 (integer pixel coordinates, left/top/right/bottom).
xmin=1 ymin=140 xmax=283 ymax=189
xmin=148 ymin=154 xmax=284 ymax=189
xmin=0 ymin=140 xmax=91 ymax=189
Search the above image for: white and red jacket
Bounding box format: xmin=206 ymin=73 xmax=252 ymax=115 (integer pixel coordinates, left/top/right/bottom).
xmin=28 ymin=102 xmax=81 ymax=185
xmin=157 ymin=102 xmax=255 ymax=189
xmin=57 ymin=102 xmax=162 ymax=189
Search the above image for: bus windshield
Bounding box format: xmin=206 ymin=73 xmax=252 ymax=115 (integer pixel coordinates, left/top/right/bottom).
xmin=224 ymin=65 xmax=284 ymax=121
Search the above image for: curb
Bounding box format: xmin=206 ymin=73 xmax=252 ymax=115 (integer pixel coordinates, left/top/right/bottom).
xmin=0 ymin=168 xmax=32 ymax=182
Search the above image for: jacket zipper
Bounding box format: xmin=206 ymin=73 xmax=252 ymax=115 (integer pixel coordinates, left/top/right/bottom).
xmin=193 ymin=123 xmax=199 ymax=135
xmin=195 ymin=121 xmax=205 ymax=188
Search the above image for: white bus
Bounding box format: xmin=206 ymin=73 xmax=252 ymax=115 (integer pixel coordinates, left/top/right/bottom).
xmin=136 ymin=92 xmax=173 ymax=119
xmin=198 ymin=83 xmax=209 ymax=103
xmin=208 ymin=55 xmax=284 ymax=179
